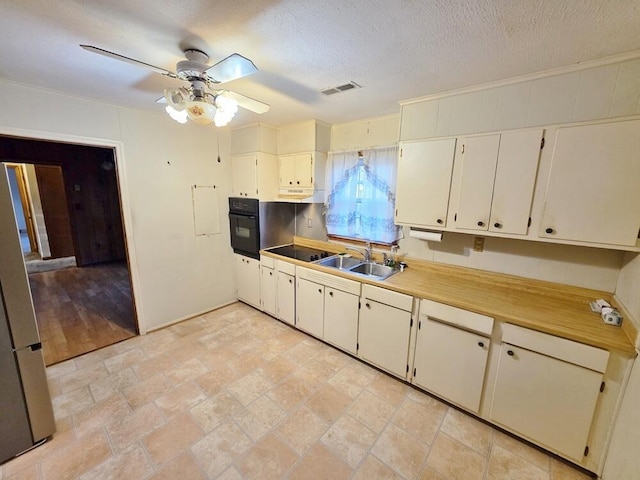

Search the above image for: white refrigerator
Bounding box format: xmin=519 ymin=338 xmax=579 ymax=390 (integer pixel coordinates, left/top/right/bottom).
xmin=0 ymin=164 xmax=55 ymax=463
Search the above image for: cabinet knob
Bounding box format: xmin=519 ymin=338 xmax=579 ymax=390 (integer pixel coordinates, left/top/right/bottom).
xmin=436 ymin=218 xmax=443 ymax=225
xmin=478 ymin=341 xmax=485 ymax=348
xmin=289 ymin=181 xmax=293 ymax=185
xmin=296 ymin=181 xmax=300 ymax=185
xmin=289 ymin=279 xmax=292 ymax=284
xmin=329 ymin=291 xmax=333 ymax=297
xmin=269 ymin=271 xmax=273 ymax=276
xmin=477 ymin=221 xmax=485 ymax=227
xmin=365 ymin=303 xmax=371 ymax=309
xmin=545 ymin=228 xmax=554 ymax=234
xmin=318 ymin=289 xmax=322 ymax=294
xmin=507 ymin=350 xmax=515 ymax=357
xmin=493 ymin=222 xmax=502 ymax=229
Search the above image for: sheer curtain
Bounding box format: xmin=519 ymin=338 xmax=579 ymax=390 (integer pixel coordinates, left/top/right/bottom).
xmin=324 ymin=145 xmax=401 ymax=244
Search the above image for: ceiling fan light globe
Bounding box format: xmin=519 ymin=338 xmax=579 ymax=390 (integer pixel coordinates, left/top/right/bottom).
xmin=185 ymin=100 xmax=216 ymax=125
xmin=165 ymin=105 xmax=188 ymax=124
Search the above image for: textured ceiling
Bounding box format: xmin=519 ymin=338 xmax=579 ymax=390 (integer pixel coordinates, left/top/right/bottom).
xmin=1 ymin=0 xmax=640 ymax=127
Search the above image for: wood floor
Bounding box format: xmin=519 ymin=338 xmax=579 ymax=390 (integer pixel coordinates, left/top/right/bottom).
xmin=29 ymin=261 xmax=136 ymax=365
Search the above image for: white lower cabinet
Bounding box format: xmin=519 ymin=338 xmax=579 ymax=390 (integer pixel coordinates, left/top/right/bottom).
xmin=260 ymin=264 xmax=277 ymax=316
xmin=276 ymin=270 xmax=295 ymax=325
xmin=358 ymin=284 xmax=413 ymax=379
xmin=413 ymin=299 xmax=494 ymax=413
xmin=295 ymin=267 xmax=360 ymax=353
xmin=236 ymin=254 xmax=261 ymax=308
xmin=489 ymin=324 xmax=609 ymax=462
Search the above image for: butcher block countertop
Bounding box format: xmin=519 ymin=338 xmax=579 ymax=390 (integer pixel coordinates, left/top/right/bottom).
xmin=261 ymin=237 xmax=638 ymax=356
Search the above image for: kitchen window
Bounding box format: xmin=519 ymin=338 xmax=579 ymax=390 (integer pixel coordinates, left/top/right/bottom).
xmin=324 ymin=145 xmax=401 ymax=244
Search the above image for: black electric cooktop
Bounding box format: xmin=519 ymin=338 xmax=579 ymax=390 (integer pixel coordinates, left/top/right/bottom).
xmin=265 ymin=245 xmax=331 ymax=262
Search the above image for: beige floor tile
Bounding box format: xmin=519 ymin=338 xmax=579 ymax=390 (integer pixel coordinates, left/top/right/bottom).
xmin=102 ymin=348 xmax=147 ymax=374
xmin=5 ymin=463 xmax=39 ymax=480
xmin=347 ymin=389 xmax=396 ymax=433
xmin=73 ymin=344 xmax=121 ymax=370
xmin=234 ymin=395 xmax=287 ymax=440
xmin=372 ymin=422 xmax=431 ymax=479
xmin=191 ymin=420 xmax=253 ymax=478
xmin=281 ymin=340 xmax=322 ymax=365
xmin=40 ymin=430 xmax=111 ymax=480
xmin=236 ymin=433 xmax=299 ymax=480
xmin=45 ymin=358 xmax=77 ymax=379
xmin=550 ymin=458 xmax=594 ymax=480
xmin=487 ymin=443 xmax=550 ymax=480
xmin=122 ymin=373 xmax=174 ymax=409
xmin=426 ymin=433 xmax=486 ymax=480
xmin=133 ymin=353 xmax=177 ymax=380
xmin=406 ymin=388 xmax=449 ymax=416
xmin=106 ymin=402 xmax=165 ymax=452
xmin=78 ymin=444 xmax=153 ymax=480
xmin=353 ymin=454 xmax=404 ymax=480
xmin=258 ymin=355 xmax=298 ymax=383
xmin=328 ymin=364 xmax=373 ymax=399
xmin=226 ymin=351 xmax=269 ymax=376
xmin=165 ymin=357 xmax=209 ymax=384
xmin=194 ymin=364 xmax=240 ymax=396
xmin=190 ymin=391 xmax=244 ymax=433
xmin=216 ymin=466 xmax=244 ymax=480
xmin=154 ymin=382 xmax=206 ymax=417
xmin=392 ymin=396 xmax=444 ymax=445
xmin=418 ymin=466 xmax=448 ymax=480
xmin=267 ymin=374 xmax=316 ymax=410
xmin=226 ymin=370 xmax=273 ymax=405
xmin=321 ymin=414 xmax=378 ymax=468
xmin=146 ymin=452 xmax=207 ymax=480
xmin=296 ymin=356 xmax=342 ymax=383
xmin=493 ymin=430 xmax=551 ymax=471
xmin=56 ymin=362 xmax=109 ymax=394
xmin=288 ymin=442 xmax=353 ymax=480
xmin=440 ymin=407 xmax=492 ymax=456
xmin=72 ymin=392 xmax=131 ymax=438
xmin=51 ymin=386 xmax=95 ymax=419
xmin=89 ymin=368 xmax=139 ymax=402
xmin=305 ymin=383 xmax=352 ymax=422
xmin=276 ymin=405 xmax=329 ymax=455
xmin=366 ymin=372 xmax=411 ymax=407
xmin=143 ymin=413 xmax=204 ymax=466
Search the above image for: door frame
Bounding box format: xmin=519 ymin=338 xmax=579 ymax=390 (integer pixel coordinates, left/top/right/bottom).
xmin=5 ymin=163 xmax=38 ymax=254
xmin=0 ymin=126 xmax=146 ymax=334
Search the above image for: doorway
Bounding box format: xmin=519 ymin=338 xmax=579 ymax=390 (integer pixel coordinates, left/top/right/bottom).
xmin=1 ymin=136 xmax=138 ymax=365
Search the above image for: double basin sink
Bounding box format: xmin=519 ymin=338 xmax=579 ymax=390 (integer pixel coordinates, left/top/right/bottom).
xmin=312 ymin=254 xmax=398 ymax=281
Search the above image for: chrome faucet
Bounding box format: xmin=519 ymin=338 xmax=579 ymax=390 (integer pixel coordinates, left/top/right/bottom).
xmin=346 ymin=242 xmax=372 ymax=263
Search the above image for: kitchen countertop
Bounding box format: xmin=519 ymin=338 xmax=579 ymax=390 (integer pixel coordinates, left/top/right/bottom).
xmin=261 ymin=237 xmax=638 ymax=356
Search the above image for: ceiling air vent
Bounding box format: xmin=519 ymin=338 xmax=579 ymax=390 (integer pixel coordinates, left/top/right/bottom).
xmin=320 ymin=81 xmax=361 ymax=96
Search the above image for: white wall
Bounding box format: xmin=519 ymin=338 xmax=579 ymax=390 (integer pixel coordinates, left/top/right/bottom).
xmin=0 ymin=80 xmax=236 ymax=332
xmin=616 ymin=253 xmax=640 ymax=327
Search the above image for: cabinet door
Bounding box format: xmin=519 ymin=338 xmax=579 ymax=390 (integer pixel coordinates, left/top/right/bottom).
xmin=236 ymin=254 xmax=260 ymax=308
xmin=260 ymin=266 xmax=277 ymax=316
xmin=232 ymin=154 xmax=257 ymax=197
xmin=296 ymin=278 xmax=324 ymax=338
xmin=358 ymin=299 xmax=411 ymax=378
xmin=413 ymin=318 xmax=489 ymax=413
xmin=395 ymin=138 xmax=456 ymax=228
xmin=277 ymin=272 xmax=295 ymax=325
xmin=454 ymin=134 xmax=500 ymax=231
xmin=324 ymin=288 xmax=359 ymax=354
xmin=490 ymin=344 xmax=603 ymax=461
xmin=489 ymin=129 xmax=542 ymax=235
xmin=294 ymin=153 xmax=314 ymax=188
xmin=279 ymin=154 xmax=296 ymax=187
xmin=539 ymin=120 xmax=640 ymax=246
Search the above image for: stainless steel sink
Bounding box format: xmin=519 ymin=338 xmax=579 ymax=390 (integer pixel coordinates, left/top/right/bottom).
xmin=314 ymin=255 xmax=362 ymax=270
xmin=348 ymin=262 xmax=397 ymax=280
xmin=315 ymin=255 xmax=399 ymax=280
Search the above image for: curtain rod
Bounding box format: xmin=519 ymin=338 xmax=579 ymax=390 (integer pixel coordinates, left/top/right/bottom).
xmin=328 ymin=144 xmax=398 ymax=155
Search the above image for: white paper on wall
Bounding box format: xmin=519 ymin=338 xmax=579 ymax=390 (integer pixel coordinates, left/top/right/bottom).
xmin=192 ymin=185 xmax=220 ymax=236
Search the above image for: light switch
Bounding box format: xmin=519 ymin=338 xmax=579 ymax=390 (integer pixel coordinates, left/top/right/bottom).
xmin=473 ymin=237 xmax=484 ymax=252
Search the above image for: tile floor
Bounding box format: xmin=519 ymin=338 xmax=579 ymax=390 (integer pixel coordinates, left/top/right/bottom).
xmin=1 ymin=302 xmax=595 ymax=480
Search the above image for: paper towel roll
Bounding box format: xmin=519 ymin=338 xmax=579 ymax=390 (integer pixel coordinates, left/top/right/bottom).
xmin=409 ymin=229 xmax=443 ymax=242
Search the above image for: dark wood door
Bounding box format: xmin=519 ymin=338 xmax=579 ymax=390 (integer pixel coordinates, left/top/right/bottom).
xmin=35 ymin=165 xmax=75 ymax=259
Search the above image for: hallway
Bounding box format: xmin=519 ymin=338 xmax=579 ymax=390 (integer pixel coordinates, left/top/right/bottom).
xmin=29 ymin=261 xmax=136 ymax=365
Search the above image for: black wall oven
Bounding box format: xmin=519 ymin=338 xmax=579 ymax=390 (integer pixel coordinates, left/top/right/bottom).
xmin=228 ymin=197 xmax=295 ymax=259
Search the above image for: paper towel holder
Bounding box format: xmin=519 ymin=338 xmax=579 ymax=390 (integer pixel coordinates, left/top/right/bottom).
xmin=409 ymin=228 xmax=443 ymax=242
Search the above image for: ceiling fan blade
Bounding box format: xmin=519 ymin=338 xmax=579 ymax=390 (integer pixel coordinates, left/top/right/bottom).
xmin=220 ymin=90 xmax=270 ymax=114
xmin=206 ymin=53 xmax=258 ymax=84
xmin=80 ymin=45 xmax=178 ymax=78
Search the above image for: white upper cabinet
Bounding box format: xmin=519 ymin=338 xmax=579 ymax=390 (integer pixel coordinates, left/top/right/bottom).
xmin=452 ymin=129 xmax=542 ymax=234
xmin=539 ymin=119 xmax=640 ymax=246
xmin=278 ymin=120 xmax=331 ymax=155
xmin=395 ymin=138 xmax=457 ymax=228
xmin=231 ymin=152 xmax=279 ymax=200
xmin=279 ymin=153 xmax=316 ymax=189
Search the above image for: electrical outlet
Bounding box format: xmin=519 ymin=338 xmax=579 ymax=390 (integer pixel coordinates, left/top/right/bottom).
xmin=307 ymin=218 xmax=312 ymax=228
xmin=473 ymin=237 xmax=484 ymax=252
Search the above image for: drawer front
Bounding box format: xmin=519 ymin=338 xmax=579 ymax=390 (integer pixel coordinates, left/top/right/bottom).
xmin=502 ymin=323 xmax=609 ymax=373
xmin=362 ymin=283 xmax=413 ymax=312
xmin=420 ymin=299 xmax=494 ymax=335
xmin=260 ymin=255 xmax=276 ymax=269
xmin=276 ymin=259 xmax=296 ymax=276
xmin=296 ymin=266 xmax=360 ymax=295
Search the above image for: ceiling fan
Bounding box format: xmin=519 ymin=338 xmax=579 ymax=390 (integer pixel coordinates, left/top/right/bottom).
xmin=80 ymin=45 xmax=270 ymax=126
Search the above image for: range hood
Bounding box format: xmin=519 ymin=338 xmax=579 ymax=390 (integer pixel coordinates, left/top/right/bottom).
xmin=276 ymin=187 xmax=325 ymax=203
